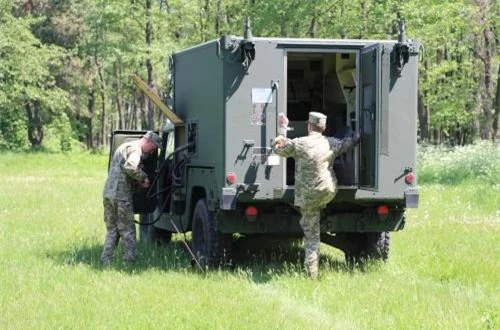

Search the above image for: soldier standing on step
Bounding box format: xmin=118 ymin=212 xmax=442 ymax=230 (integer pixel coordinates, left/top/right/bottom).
xmin=273 ymin=112 xmax=359 ymax=279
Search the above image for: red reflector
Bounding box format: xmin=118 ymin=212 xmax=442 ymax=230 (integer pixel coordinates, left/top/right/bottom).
xmin=405 ymin=172 xmax=415 ymax=184
xmin=245 ymin=206 xmax=258 ymax=217
xmin=226 ymin=172 xmax=237 ymax=184
xmin=377 ymin=205 xmax=389 ymax=216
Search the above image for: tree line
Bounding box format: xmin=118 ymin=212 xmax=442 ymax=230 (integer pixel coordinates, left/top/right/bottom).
xmin=0 ymin=0 xmax=498 ymax=151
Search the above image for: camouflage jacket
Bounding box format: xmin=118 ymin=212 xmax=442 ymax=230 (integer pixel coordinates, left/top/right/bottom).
xmin=273 ymin=131 xmax=358 ymax=209
xmin=103 ymin=140 xmax=148 ymax=202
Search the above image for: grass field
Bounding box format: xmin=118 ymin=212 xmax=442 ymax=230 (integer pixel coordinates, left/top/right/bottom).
xmin=0 ymin=148 xmax=498 ymax=329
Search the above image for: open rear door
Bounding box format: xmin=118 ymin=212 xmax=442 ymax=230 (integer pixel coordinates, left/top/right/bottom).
xmin=108 ymin=130 xmax=158 ymax=214
xmin=359 ymin=44 xmax=383 ymax=189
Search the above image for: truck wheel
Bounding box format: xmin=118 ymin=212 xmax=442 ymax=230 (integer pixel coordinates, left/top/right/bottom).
xmin=342 ymin=231 xmax=390 ymax=265
xmin=151 ymin=227 xmax=173 ymax=246
xmin=191 ymin=198 xmax=233 ymax=268
xmin=139 ymin=214 xmax=172 ymax=245
xmin=364 ymin=231 xmax=390 ymax=260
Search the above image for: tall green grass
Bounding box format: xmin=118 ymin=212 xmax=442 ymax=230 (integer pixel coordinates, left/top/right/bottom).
xmin=0 ymin=148 xmax=498 ymax=329
xmin=418 ymin=141 xmax=499 ymax=185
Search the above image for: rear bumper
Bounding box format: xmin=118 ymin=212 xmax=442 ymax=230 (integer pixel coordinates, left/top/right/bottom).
xmin=217 ymin=205 xmax=406 ymax=234
xmin=219 ymin=186 xmax=419 ymax=210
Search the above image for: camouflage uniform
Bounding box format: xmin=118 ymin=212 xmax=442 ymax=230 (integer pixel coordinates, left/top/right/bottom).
xmin=273 ymin=112 xmax=359 ymax=279
xmin=101 ymin=139 xmax=148 ymax=265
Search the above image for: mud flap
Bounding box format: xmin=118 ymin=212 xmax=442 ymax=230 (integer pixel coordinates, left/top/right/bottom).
xmin=404 ymin=187 xmax=419 ymax=208
xmin=220 ymin=188 xmax=237 ymax=210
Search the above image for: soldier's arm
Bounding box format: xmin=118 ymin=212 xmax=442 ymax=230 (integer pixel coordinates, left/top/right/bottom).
xmin=328 ymin=136 xmax=360 ymax=155
xmin=122 ymin=148 xmax=148 ymax=182
xmin=273 ymin=135 xmax=298 ymax=158
xmin=272 ymin=112 xmax=298 ymax=158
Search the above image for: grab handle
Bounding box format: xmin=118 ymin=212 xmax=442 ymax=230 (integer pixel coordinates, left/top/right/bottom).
xmin=271 ymin=80 xmax=279 ymax=136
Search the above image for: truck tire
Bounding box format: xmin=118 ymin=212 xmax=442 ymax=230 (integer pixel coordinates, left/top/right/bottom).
xmin=341 ymin=231 xmax=390 ymax=265
xmin=139 ymin=214 xmax=172 ymax=245
xmin=364 ymin=231 xmax=390 ymax=260
xmin=191 ymin=198 xmax=233 ymax=268
xmin=151 ymin=227 xmax=173 ymax=246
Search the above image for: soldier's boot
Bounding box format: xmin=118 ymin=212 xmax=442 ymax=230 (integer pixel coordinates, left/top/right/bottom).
xmin=101 ymin=242 xmax=117 ymax=266
xmin=305 ymin=253 xmax=319 ymax=280
xmin=122 ymin=231 xmax=137 ymax=265
xmin=101 ymin=224 xmax=119 ymax=266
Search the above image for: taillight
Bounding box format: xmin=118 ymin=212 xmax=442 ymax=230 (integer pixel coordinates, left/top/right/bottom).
xmin=405 ymin=171 xmax=415 ymax=184
xmin=245 ymin=206 xmax=258 ymax=222
xmin=377 ymin=205 xmax=389 ymax=216
xmin=226 ymin=172 xmax=237 ymax=185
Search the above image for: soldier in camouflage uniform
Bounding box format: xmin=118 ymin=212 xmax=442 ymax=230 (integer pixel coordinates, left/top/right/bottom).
xmin=101 ymin=131 xmax=162 ymax=265
xmin=273 ymin=112 xmax=359 ymax=279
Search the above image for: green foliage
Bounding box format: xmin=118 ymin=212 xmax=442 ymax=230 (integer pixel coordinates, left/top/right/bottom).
xmin=418 ymin=141 xmax=500 ymax=185
xmin=0 ymin=7 xmax=72 ymax=150
xmin=0 ymin=117 xmax=30 ymax=150
xmin=0 ymin=0 xmax=498 ymax=150
xmin=42 ymin=112 xmax=86 ymax=153
xmin=403 ymin=0 xmax=496 ymax=140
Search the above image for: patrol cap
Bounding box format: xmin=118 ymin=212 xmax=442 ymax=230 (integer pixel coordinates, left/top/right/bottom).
xmin=143 ymin=131 xmax=162 ymax=148
xmin=308 ymin=111 xmax=327 ymax=128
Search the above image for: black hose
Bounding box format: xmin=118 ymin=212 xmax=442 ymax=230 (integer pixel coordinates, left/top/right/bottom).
xmin=138 ymin=141 xmax=194 ymax=226
xmin=134 ymin=184 xmax=179 ymax=225
xmin=137 ymin=141 xmax=204 ymax=270
xmin=146 ymin=141 xmax=194 ymax=199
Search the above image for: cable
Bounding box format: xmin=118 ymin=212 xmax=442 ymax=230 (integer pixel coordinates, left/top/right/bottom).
xmin=169 ymin=217 xmax=205 ymax=272
xmin=135 ymin=141 xmax=194 ymax=226
xmin=134 ymin=185 xmax=178 ymax=225
xmin=136 ymin=141 xmax=205 ymax=271
xmin=146 ymin=141 xmax=194 ymax=199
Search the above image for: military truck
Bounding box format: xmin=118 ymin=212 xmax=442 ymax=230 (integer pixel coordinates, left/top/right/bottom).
xmin=110 ymin=21 xmax=420 ymax=266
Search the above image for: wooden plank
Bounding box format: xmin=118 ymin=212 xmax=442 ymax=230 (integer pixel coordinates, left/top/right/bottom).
xmin=131 ymin=74 xmax=184 ymax=126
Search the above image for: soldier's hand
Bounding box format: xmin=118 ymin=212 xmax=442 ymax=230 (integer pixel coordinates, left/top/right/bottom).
xmin=278 ymin=113 xmax=289 ymax=128
xmin=141 ymin=178 xmax=151 ymax=188
xmin=273 ymin=137 xmax=286 ymax=148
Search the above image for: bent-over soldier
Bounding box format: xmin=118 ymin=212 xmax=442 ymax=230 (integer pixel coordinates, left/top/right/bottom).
xmin=273 ymin=112 xmax=359 ymax=279
xmin=101 ymin=131 xmax=161 ymax=265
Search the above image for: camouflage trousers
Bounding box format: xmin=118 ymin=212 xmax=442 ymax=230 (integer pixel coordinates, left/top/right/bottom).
xmin=101 ymin=198 xmax=136 ymax=264
xmin=299 ymin=207 xmax=321 ymax=280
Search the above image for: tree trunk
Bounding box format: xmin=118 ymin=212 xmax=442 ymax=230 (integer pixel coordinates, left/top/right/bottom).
xmin=95 ymin=57 xmax=107 ymax=146
xmin=25 ymin=100 xmax=44 ymax=149
xmin=493 ymin=64 xmax=500 ymax=141
xmin=480 ymin=15 xmax=494 ymax=140
xmin=158 ymin=0 xmax=170 ymax=12
xmin=308 ymin=15 xmax=317 ymax=38
xmin=140 ymin=97 xmax=147 ymax=130
xmin=126 ymin=100 xmax=138 ymax=130
xmin=471 ymin=35 xmax=482 ymax=139
xmin=145 ymin=0 xmax=155 ymax=130
xmin=474 ymin=0 xmax=495 ymax=140
xmin=215 ymin=0 xmax=221 ymax=36
xmin=125 ymin=101 xmax=131 ymax=130
xmin=360 ymin=0 xmax=369 ymax=38
xmin=417 ymin=89 xmax=429 ymax=142
xmin=198 ymin=0 xmax=210 ymax=42
xmin=134 ymin=101 xmax=140 ymax=130
xmin=113 ymin=62 xmax=124 ymax=129
xmin=87 ymin=85 xmax=95 ymax=149
xmin=280 ymin=16 xmax=287 ymax=37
